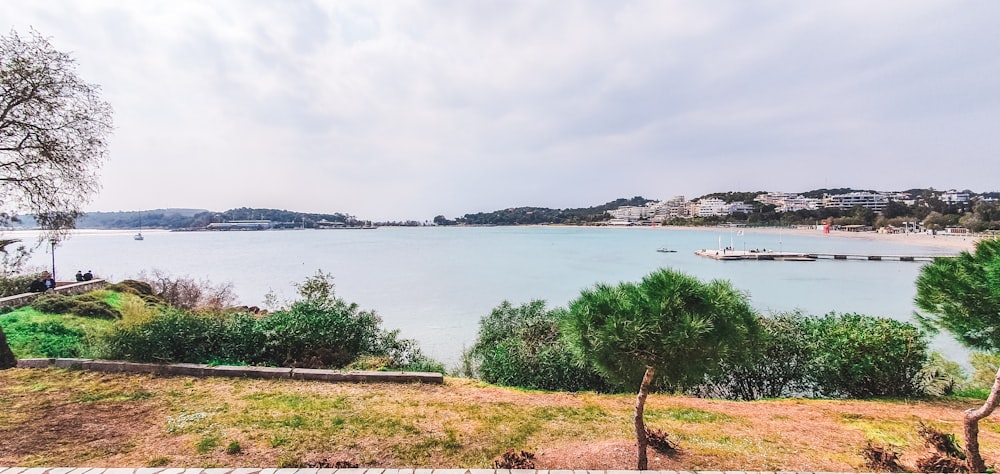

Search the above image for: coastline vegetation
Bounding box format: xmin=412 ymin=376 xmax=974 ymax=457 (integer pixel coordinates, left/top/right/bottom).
xmin=3 ymin=240 xmax=1000 ymax=468
xmin=1 ymin=271 xmax=443 ymax=373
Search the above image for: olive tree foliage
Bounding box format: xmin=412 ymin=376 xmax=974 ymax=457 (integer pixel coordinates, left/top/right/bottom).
xmin=915 ymin=238 xmax=1000 ymax=473
xmin=0 ymin=29 xmax=113 ymax=269
xmin=467 ymin=300 xmax=614 ymax=392
xmin=563 ymin=268 xmax=759 ymax=470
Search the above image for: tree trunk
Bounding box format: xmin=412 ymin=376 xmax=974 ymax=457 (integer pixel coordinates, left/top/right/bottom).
xmin=0 ymin=326 xmax=16 ymax=370
xmin=965 ymin=365 xmax=1000 ymax=473
xmin=634 ymin=366 xmax=656 ymax=470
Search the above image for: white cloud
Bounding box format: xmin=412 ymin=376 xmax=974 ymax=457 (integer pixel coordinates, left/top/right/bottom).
xmin=6 ymin=0 xmax=998 ymax=220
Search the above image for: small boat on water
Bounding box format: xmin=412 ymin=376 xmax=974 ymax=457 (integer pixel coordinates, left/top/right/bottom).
xmin=656 ymin=247 xmax=677 ymax=253
xmin=134 ymin=212 xmax=144 ymax=240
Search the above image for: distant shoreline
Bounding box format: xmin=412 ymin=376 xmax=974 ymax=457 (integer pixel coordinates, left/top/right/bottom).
xmin=8 ymin=224 xmax=988 ymax=253
xmin=667 ymin=225 xmax=982 ymax=252
xmin=542 ymin=223 xmax=984 ymax=252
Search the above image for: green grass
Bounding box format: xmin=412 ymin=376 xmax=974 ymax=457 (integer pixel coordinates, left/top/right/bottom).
xmin=194 ymin=435 xmax=220 ymax=454
xmin=0 ymin=306 xmax=114 ymax=358
xmin=647 ymin=407 xmax=736 ymax=423
xmin=838 ymin=413 xmax=914 ymax=446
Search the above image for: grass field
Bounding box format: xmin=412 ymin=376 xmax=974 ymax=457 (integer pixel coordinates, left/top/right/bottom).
xmin=0 ymin=307 xmax=113 ymax=358
xmin=2 ymin=368 xmax=997 ymax=470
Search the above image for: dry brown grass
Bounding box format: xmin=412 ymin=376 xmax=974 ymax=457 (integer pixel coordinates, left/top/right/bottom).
xmin=2 ymin=367 xmax=999 ymax=470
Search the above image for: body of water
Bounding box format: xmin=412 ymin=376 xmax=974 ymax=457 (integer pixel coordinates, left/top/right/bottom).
xmin=17 ymin=226 xmax=967 ymax=366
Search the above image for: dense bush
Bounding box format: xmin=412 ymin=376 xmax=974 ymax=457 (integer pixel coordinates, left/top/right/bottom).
xmin=467 ymin=303 xmax=935 ymax=398
xmin=705 ymin=312 xmax=930 ymax=399
xmin=703 ymin=312 xmax=813 ymax=400
xmin=807 ymin=313 xmax=928 ymax=398
xmin=102 ymin=308 xmax=226 ymax=363
xmin=254 ymin=299 xmax=383 ymax=368
xmin=468 ymin=300 xmax=614 ymax=392
xmin=101 ymin=272 xmax=443 ymax=372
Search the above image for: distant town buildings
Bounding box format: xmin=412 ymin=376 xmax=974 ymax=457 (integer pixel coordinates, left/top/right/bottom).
xmin=607 ymin=188 xmax=988 ymax=225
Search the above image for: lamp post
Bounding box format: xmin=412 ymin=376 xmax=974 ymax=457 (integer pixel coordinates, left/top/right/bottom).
xmin=49 ymin=238 xmax=57 ymax=282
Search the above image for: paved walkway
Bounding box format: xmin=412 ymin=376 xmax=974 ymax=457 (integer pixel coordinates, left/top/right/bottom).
xmin=0 ymin=469 xmax=866 ymax=474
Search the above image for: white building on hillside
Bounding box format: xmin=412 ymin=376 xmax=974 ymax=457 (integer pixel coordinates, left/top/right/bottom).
xmin=663 ymin=196 xmax=690 ymax=218
xmin=822 ymin=192 xmax=889 ymax=212
xmin=755 ymin=192 xmax=820 ymax=212
xmin=692 ymin=198 xmax=753 ymax=217
xmin=942 ymin=189 xmax=971 ymax=204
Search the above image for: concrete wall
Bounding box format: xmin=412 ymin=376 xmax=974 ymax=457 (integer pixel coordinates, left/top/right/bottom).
xmin=14 ymin=358 xmax=444 ymax=384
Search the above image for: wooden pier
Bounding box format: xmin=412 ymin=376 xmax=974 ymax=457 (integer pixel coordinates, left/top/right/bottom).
xmin=812 ymin=253 xmax=941 ymax=262
xmin=694 ymin=249 xmax=946 ymax=262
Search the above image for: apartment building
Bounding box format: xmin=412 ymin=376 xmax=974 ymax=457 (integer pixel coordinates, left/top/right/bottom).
xmin=755 ymin=192 xmax=820 ymax=212
xmin=822 ymin=192 xmax=889 ymax=212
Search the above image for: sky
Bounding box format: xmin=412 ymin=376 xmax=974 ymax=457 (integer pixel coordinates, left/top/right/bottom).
xmin=6 ymin=1 xmax=1000 ymax=221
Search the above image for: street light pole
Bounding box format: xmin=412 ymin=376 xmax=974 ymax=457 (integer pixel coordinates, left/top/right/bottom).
xmin=49 ymin=238 xmax=57 ymax=282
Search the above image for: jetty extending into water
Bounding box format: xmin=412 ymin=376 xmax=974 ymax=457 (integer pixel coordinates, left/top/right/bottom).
xmin=695 ymin=249 xmax=817 ymax=261
xmin=694 ymin=249 xmax=944 ymax=262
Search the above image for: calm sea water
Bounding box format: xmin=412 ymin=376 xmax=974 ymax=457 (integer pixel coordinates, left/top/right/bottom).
xmin=18 ymin=226 xmax=967 ymax=366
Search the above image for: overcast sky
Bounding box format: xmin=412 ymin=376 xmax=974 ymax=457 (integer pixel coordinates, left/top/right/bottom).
xmin=7 ymin=1 xmax=999 ymax=221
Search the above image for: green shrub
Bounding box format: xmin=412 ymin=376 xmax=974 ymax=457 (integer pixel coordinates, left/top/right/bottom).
xmin=31 ymin=294 xmax=77 ymax=314
xmin=101 ymin=308 xmax=226 ymax=363
xmin=29 ymin=292 xmax=122 ymax=319
xmin=807 ymin=312 xmax=928 ymax=398
xmin=217 ymin=312 xmax=266 ymax=364
xmin=469 ymin=300 xmax=614 ymax=392
xmin=105 ymin=279 xmax=165 ymax=306
xmin=106 ymin=279 xmax=155 ymax=296
xmin=969 ymin=352 xmax=1000 ymax=389
xmin=915 ymin=352 xmax=965 ymax=396
xmin=0 ymin=273 xmax=43 ymax=298
xmin=225 ymin=440 xmax=242 ymax=455
xmin=99 ymin=272 xmax=443 ymax=372
xmin=255 ymin=299 xmax=382 ymax=368
xmin=70 ymin=300 xmax=120 ymax=319
xmin=701 ymin=311 xmax=936 ymax=400
xmin=703 ymin=311 xmax=813 ymax=400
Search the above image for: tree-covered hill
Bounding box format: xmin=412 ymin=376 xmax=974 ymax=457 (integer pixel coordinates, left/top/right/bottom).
xmin=14 ymin=208 xmax=357 ymax=230
xmin=695 ymin=191 xmax=767 ymax=203
xmin=455 ymin=197 xmax=654 ymax=225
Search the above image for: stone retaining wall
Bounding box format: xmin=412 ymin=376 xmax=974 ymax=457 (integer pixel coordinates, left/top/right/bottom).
xmin=14 ymin=358 xmax=444 ymax=384
xmin=0 ymin=279 xmax=109 ymax=308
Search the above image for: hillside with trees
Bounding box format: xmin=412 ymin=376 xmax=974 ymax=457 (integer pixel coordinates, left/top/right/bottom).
xmin=454 ymin=197 xmax=654 ymax=226
xmin=15 ymin=208 xmax=359 ymax=230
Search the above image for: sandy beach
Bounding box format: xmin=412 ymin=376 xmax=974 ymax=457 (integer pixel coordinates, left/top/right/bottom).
xmin=659 ymin=225 xmax=986 ymax=253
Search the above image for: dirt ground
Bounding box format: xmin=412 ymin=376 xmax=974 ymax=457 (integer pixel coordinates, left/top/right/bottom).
xmin=2 ymin=369 xmax=997 ymax=470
